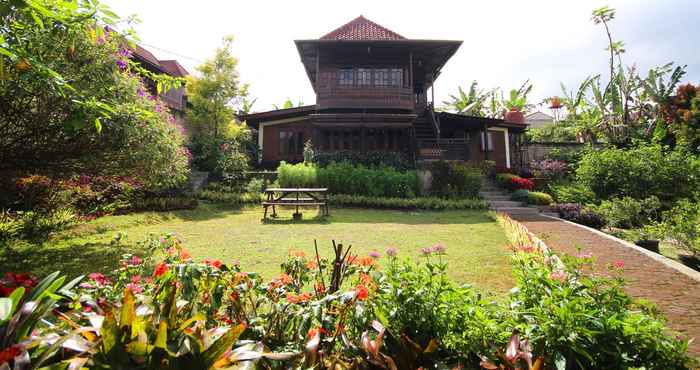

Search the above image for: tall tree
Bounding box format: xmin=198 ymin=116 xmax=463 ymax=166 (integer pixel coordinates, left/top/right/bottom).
xmin=186 ymin=36 xmax=248 ymax=142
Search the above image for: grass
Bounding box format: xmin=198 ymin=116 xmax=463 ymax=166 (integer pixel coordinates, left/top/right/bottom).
xmin=0 ymin=203 xmax=514 ymax=294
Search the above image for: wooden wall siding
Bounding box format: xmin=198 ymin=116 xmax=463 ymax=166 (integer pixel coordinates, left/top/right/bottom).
xmin=316 ymin=66 xmax=414 ymax=110
xmin=262 ymin=121 xmax=312 ymax=162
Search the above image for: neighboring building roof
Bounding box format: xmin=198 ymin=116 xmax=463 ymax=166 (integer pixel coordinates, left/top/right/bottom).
xmin=238 ymin=105 xmax=317 ymax=129
xmin=525 ymin=111 xmax=554 ymax=128
xmin=159 ymin=60 xmax=189 ymax=77
xmin=320 ymin=15 xmax=406 ymax=41
xmin=438 ymin=112 xmax=527 ymax=132
xmin=132 ymin=45 xmax=161 ymax=68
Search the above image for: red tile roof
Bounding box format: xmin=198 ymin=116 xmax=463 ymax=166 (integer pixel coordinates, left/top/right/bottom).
xmin=159 ymin=60 xmax=189 ymax=77
xmin=320 ymin=15 xmax=405 ymax=41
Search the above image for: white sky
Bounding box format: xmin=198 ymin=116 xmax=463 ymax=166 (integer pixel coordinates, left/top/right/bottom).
xmin=105 ymin=0 xmax=700 ymax=113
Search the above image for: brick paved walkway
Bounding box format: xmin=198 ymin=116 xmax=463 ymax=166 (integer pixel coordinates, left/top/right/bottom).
xmin=512 ymin=214 xmax=700 ymax=357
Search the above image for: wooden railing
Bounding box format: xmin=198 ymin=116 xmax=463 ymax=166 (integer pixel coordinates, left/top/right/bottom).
xmin=417 ymin=138 xmax=469 ymax=160
xmin=317 ymin=85 xmax=414 ymax=110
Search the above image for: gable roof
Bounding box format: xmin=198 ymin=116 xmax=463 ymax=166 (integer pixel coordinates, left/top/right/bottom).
xmin=159 ymin=60 xmax=189 ymax=77
xmin=320 ymin=15 xmax=405 ymax=41
xmin=132 ymin=44 xmax=161 ymax=67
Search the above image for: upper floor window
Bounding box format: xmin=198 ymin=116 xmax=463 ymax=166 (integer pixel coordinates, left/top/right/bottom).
xmin=374 ymin=68 xmax=390 ymax=87
xmin=357 ymin=68 xmax=371 ymax=86
xmin=338 ymin=68 xmax=353 ymax=87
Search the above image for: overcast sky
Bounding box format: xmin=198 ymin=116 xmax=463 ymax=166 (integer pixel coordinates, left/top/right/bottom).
xmin=104 ymin=0 xmax=700 ymax=114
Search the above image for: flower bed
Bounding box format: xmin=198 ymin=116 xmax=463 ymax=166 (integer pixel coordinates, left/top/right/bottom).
xmin=0 ymin=229 xmax=694 ymax=369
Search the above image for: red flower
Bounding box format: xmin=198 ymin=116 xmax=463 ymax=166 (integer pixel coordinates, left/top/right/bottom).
xmin=230 ymin=291 xmax=239 ymax=301
xmin=306 ymin=260 xmax=317 ymax=270
xmin=286 ymin=292 xmax=299 ymax=304
xmin=355 ymin=285 xmax=369 ymax=300
xmin=0 ymin=345 xmax=21 ymax=365
xmin=613 ymin=260 xmax=625 ymax=269
xmin=315 ymin=281 xmax=326 ymax=294
xmin=88 ymin=272 xmax=107 ymax=286
xmin=205 ymin=259 xmax=222 ymax=269
xmin=508 ymin=177 xmax=534 ymax=191
xmin=153 ymin=262 xmax=169 ymax=277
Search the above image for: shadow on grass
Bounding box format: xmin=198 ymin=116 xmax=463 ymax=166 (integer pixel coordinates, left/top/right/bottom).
xmin=0 ymin=239 xmax=152 ymax=279
xmin=262 ymin=214 xmax=332 ymax=225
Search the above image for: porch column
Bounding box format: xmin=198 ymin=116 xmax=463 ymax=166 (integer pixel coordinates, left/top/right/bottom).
xmin=483 ymin=122 xmax=489 ymax=160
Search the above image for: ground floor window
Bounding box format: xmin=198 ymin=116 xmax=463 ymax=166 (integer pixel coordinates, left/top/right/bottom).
xmin=279 ymin=130 xmax=304 ymax=156
xmin=481 ymin=131 xmax=494 ymax=152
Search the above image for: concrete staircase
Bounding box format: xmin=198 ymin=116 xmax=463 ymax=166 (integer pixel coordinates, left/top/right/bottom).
xmin=480 ymin=180 xmax=557 ymax=216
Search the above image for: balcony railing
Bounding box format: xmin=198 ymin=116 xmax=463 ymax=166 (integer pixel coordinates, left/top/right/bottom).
xmin=317 ymin=85 xmax=414 ymax=110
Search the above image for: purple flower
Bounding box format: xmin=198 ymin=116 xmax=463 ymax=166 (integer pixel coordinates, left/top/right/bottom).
xmin=118 ymin=47 xmax=132 ymax=58
xmin=137 ymin=87 xmax=146 ymax=98
xmin=385 ymin=247 xmax=397 ymax=257
xmin=368 ymin=250 xmax=381 ymax=259
xmin=154 ymin=103 xmax=162 ymax=112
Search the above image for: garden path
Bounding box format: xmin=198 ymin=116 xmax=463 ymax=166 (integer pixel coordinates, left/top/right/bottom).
xmin=512 ymin=214 xmax=700 ymax=358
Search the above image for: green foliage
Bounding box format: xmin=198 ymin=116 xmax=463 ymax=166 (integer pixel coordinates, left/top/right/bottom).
xmin=430 ymin=161 xmax=482 ymax=198
xmin=495 ymin=173 xmax=519 ymax=188
xmin=649 ymin=199 xmax=700 ymax=255
xmin=526 ymin=122 xmax=578 ymax=142
xmin=196 ymin=182 xmax=263 ymax=206
xmin=303 ymin=139 xmax=315 ymax=164
xmin=526 ymin=191 xmax=554 ymax=205
xmin=277 ymin=161 xmax=318 ymax=188
xmin=548 ymin=182 xmax=596 ymax=204
xmin=576 ymin=145 xmax=700 ymax=201
xmin=186 ymin=36 xmax=251 ymax=171
xmin=215 ymin=136 xmax=250 ymax=188
xmin=511 ymin=189 xmax=530 ymax=202
xmin=278 ymin=162 xmax=420 ymax=198
xmin=329 ymin=194 xmax=487 ymax=210
xmin=312 ymin=150 xmax=412 ymax=171
xmin=592 ymin=196 xmax=661 ymax=229
xmin=1 ymin=2 xmax=190 ymax=189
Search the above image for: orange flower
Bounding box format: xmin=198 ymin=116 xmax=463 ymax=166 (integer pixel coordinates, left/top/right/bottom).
xmin=286 ymin=292 xmax=299 ymax=303
xmin=298 ymin=292 xmax=312 ymax=302
xmin=354 ymin=257 xmax=375 ymax=267
xmin=289 ymin=250 xmax=306 ymax=258
xmin=153 ymin=262 xmax=168 ymax=277
xmin=179 ymin=249 xmax=192 ymax=261
xmin=307 ymin=327 xmax=327 ymax=340
xmin=306 ymin=260 xmax=317 ymax=269
xmin=315 ymin=281 xmax=326 ymax=294
xmin=355 ymin=285 xmax=369 ymax=300
xmin=359 ymin=273 xmax=374 ymax=287
xmin=204 ymin=259 xmax=222 ymax=269
xmin=230 ymin=291 xmax=239 ymax=301
xmin=280 ymin=274 xmax=293 ymax=285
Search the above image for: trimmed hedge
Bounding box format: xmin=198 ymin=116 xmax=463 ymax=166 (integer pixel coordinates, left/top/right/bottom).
xmin=313 ymin=150 xmax=412 ymax=170
xmin=329 ymin=194 xmax=486 ymax=210
xmin=430 ymin=160 xmax=482 ymax=198
xmin=527 ymin=191 xmax=554 ymax=205
xmin=278 ymin=161 xmax=419 ymax=198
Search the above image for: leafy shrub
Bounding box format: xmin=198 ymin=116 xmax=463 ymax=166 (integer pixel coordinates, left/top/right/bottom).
xmin=313 ymin=150 xmax=412 ymax=170
xmin=507 ymin=177 xmax=534 ymax=191
xmin=527 ymin=191 xmax=554 ymax=205
xmin=511 ymin=189 xmax=530 ymax=202
xmin=551 ymin=203 xmax=606 ymax=229
xmin=549 ymin=181 xmax=596 ymax=204
xmin=530 ymin=159 xmax=568 ymax=180
xmin=495 ymin=173 xmax=518 ymax=187
xmin=216 ymin=139 xmax=250 ymax=188
xmin=576 ymin=145 xmax=700 ymax=201
xmin=430 ymin=160 xmax=482 ymax=198
xmin=278 ymin=161 xmax=419 ymax=198
xmin=330 ymin=194 xmax=486 ymax=210
xmin=277 ymin=161 xmax=317 ymax=188
xmin=593 ymin=196 xmax=661 ymax=229
xmin=0 ymin=211 xmax=23 ymax=241
xmin=1 ymin=209 xmax=77 ymax=241
xmin=649 ymin=199 xmax=700 ymax=255
xmin=1 ymin=233 xmax=693 ymax=369
xmin=197 ymin=182 xmax=263 ymax=206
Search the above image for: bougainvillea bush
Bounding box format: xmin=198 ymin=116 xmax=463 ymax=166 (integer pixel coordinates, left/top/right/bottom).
xmin=0 ymin=232 xmax=694 ymax=369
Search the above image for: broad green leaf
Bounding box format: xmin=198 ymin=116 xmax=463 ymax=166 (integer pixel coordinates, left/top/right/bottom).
xmin=0 ymin=298 xmax=12 ymax=321
xmin=154 ymin=321 xmax=167 ymax=349
xmin=94 ymin=117 xmax=102 ymax=134
xmin=202 ymin=324 xmax=245 ymax=368
xmin=120 ymin=288 xmax=136 ymax=329
xmin=9 ymin=286 xmax=25 ymax=313
xmin=28 ymin=271 xmax=61 ymax=302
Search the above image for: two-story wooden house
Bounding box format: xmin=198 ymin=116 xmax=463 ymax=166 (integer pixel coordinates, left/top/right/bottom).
xmin=240 ymin=16 xmax=526 ymax=169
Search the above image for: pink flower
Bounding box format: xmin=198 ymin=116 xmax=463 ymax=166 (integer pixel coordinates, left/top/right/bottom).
xmin=130 ymin=255 xmax=142 ymax=265
xmin=126 ymin=282 xmax=143 ymax=294
xmin=368 ymin=250 xmax=381 ymax=259
xmin=577 ymin=252 xmax=593 ymax=259
xmin=88 ymin=272 xmax=107 ymax=286
xmin=431 ymin=244 xmax=446 ymax=254
xmin=420 ymin=247 xmax=432 ymax=256
xmin=385 ymin=247 xmax=397 ymax=257
xmin=549 ymin=270 xmax=567 ymax=283
xmin=131 ymin=275 xmax=142 ymax=283
xmin=613 ymin=260 xmax=625 ymax=269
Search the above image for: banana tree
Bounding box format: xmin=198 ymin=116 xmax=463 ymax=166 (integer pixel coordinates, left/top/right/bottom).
xmin=503 ymin=80 xmax=534 ymax=114
xmin=443 ymin=81 xmax=497 ymax=117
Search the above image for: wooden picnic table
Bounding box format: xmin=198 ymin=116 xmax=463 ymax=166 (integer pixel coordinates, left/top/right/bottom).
xmin=262 ymin=188 xmax=329 ymax=220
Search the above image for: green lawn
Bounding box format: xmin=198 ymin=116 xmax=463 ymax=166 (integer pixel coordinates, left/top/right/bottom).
xmin=1 ymin=204 xmax=514 ymax=294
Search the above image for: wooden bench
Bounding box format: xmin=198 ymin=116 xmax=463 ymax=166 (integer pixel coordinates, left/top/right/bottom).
xmin=262 ymin=188 xmax=329 ymax=220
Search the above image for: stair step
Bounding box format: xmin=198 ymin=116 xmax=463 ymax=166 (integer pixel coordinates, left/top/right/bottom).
xmin=479 ymin=191 xmax=508 ymax=197
xmin=482 ymin=195 xmax=511 ymax=201
xmin=488 ymin=200 xmax=523 ymax=208
xmin=495 ymin=207 xmax=541 ymax=215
